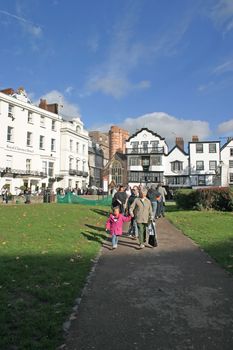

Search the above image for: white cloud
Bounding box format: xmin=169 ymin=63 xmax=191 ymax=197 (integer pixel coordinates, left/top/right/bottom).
xmin=91 ymin=112 xmax=211 ymax=147
xmin=0 ymin=9 xmax=42 ymax=38
xmin=65 ymin=86 xmax=74 ymax=95
xmin=210 ymin=0 xmax=233 ymax=32
xmin=213 ymin=57 xmax=233 ymax=74
xmin=217 ymin=119 xmax=233 ymax=135
xmin=36 ymin=90 xmax=81 ymax=120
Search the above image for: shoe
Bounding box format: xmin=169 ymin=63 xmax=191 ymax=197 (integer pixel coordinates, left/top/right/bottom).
xmin=139 ymin=244 xmax=145 ymax=249
xmin=128 ymin=234 xmax=132 ymax=238
xmin=112 ymin=245 xmax=117 ymax=249
xmin=132 ymin=236 xmax=137 ymax=240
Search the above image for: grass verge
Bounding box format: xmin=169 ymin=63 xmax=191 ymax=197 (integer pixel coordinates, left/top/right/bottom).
xmin=166 ymin=204 xmax=233 ymax=275
xmin=0 ymin=204 xmax=109 ymax=350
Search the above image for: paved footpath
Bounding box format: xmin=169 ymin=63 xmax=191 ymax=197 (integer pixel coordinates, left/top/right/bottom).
xmin=65 ymin=218 xmax=233 ymax=350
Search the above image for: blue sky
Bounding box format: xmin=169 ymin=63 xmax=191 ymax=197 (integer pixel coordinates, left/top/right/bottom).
xmin=1 ymin=0 xmax=233 ymax=145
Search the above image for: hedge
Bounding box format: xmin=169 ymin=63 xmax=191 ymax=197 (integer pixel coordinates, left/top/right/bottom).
xmin=174 ymin=187 xmax=233 ymax=211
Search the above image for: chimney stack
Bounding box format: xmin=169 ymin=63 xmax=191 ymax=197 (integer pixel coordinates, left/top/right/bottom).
xmin=192 ymin=135 xmax=199 ymax=142
xmin=0 ymin=88 xmax=14 ymax=95
xmin=39 ymin=99 xmax=48 ymax=110
xmin=175 ymin=137 xmax=184 ymax=150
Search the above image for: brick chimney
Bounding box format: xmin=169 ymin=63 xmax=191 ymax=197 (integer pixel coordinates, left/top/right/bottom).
xmin=175 ymin=137 xmax=184 ymax=151
xmin=0 ymin=88 xmax=14 ymax=95
xmin=47 ymin=103 xmax=58 ymax=114
xmin=192 ymin=135 xmax=199 ymax=142
xmin=39 ymin=99 xmax=48 ymax=110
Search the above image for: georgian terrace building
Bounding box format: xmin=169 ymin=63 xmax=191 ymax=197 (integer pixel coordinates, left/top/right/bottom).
xmin=0 ymin=88 xmax=62 ymax=194
xmin=0 ymin=87 xmax=90 ymax=194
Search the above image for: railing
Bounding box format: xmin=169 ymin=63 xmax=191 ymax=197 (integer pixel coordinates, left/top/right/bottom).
xmin=68 ymin=169 xmax=89 ymax=177
xmin=0 ymin=167 xmax=46 ymax=177
xmin=126 ymin=147 xmax=164 ymax=154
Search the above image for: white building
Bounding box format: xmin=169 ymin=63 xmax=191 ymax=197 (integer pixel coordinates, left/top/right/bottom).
xmin=221 ymin=138 xmax=233 ymax=187
xmin=164 ymin=142 xmax=190 ymax=187
xmin=0 ymin=87 xmax=90 ymax=194
xmin=189 ymin=137 xmax=221 ymax=187
xmin=0 ymin=88 xmax=62 ymax=194
xmin=60 ymin=118 xmax=89 ymax=190
xmin=126 ymin=128 xmax=168 ymax=186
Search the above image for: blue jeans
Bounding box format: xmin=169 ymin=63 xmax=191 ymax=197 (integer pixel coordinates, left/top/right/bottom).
xmin=151 ymin=201 xmax=157 ymax=218
xmin=112 ymin=234 xmax=119 ymax=247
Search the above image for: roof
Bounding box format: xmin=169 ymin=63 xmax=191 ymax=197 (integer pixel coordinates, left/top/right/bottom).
xmin=167 ymin=145 xmax=188 ymax=156
xmin=127 ymin=128 xmax=165 ymax=142
xmin=221 ymin=138 xmax=233 ymax=151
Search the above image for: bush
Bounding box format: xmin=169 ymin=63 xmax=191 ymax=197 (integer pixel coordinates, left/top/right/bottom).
xmin=175 ymin=187 xmax=233 ymax=211
xmin=174 ymin=189 xmax=199 ymax=210
xmin=197 ymin=187 xmax=233 ymax=211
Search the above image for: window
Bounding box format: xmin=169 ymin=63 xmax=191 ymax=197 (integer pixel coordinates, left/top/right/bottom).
xmin=171 ymin=161 xmax=183 ymax=172
xmin=196 ymin=161 xmax=204 ymax=170
xmin=229 ymin=173 xmax=233 ymax=183
xmin=111 ymin=161 xmax=122 ymax=185
xmin=196 ymin=143 xmax=203 ymax=153
xmin=129 ymin=157 xmax=140 ymax=166
xmin=26 ymin=159 xmax=31 ymax=172
xmin=76 ymin=142 xmax=79 ymax=153
xmin=209 ymin=143 xmax=216 ymax=153
xmin=51 ymin=120 xmax=56 ymax=131
xmin=151 ymin=141 xmax=159 ymax=151
xmin=131 ymin=141 xmax=139 ymax=153
xmin=76 ymin=159 xmax=79 ymax=170
xmin=198 ymin=175 xmax=206 ymax=185
xmin=229 ymin=160 xmax=233 ymax=168
xmin=151 ymin=156 xmax=162 ymax=166
xmin=83 ymin=144 xmax=85 ymax=154
xmin=70 ymin=139 xmax=73 ymax=152
xmin=8 ymin=104 xmax=14 ymax=118
xmin=142 ymin=157 xmax=150 ymax=167
xmin=6 ymin=155 xmax=12 ymax=169
xmin=39 ymin=135 xmax=45 ymax=149
xmin=7 ymin=126 xmax=14 ymax=142
xmin=42 ymin=161 xmax=47 ymax=175
xmin=26 ymin=132 xmax=32 ymax=147
xmin=141 ymin=141 xmax=148 ymax=153
xmin=28 ymin=112 xmax=33 ymax=123
xmin=82 ymin=161 xmax=85 ymax=172
xmin=51 ymin=138 xmax=56 ymax=152
xmin=76 ymin=125 xmax=81 ymax=133
xmin=48 ymin=162 xmax=54 ymax=177
xmin=230 ymin=148 xmax=233 ymax=157
xmin=40 ymin=116 xmax=45 ymax=127
xmin=69 ymin=158 xmax=73 ymax=170
xmin=209 ymin=160 xmax=217 ymax=170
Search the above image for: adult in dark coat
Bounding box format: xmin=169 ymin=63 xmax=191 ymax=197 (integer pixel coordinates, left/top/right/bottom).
xmin=112 ymin=185 xmax=127 ymax=213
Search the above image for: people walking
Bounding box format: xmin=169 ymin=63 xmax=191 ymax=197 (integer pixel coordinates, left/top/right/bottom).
xmin=112 ymin=185 xmax=127 ymax=214
xmin=157 ymin=183 xmax=167 ymax=217
xmin=106 ymin=206 xmax=131 ymax=249
xmin=127 ymin=186 xmax=139 ymax=239
xmin=129 ymin=187 xmax=153 ymax=249
xmin=147 ymin=184 xmax=161 ymax=219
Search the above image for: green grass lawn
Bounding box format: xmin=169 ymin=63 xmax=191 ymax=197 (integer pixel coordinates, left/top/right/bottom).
xmin=0 ymin=203 xmax=109 ymax=350
xmin=166 ymin=203 xmax=233 ymax=274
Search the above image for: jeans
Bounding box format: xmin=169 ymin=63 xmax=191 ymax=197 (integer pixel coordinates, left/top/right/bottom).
xmin=151 ymin=201 xmax=157 ymax=219
xmin=137 ymin=223 xmax=147 ymax=245
xmin=112 ymin=234 xmax=119 ymax=247
xmin=128 ymin=218 xmax=138 ymax=237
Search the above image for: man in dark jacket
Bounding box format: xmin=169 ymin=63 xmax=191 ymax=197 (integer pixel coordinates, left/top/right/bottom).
xmin=147 ymin=184 xmax=161 ymax=219
xmin=127 ymin=186 xmax=139 ymax=238
xmin=112 ymin=185 xmax=127 ymax=213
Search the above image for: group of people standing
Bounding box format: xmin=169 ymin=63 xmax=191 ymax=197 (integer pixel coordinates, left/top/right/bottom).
xmin=106 ymin=183 xmax=167 ymax=249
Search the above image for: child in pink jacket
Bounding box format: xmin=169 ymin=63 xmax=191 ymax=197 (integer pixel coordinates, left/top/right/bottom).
xmin=106 ymin=206 xmax=131 ymax=249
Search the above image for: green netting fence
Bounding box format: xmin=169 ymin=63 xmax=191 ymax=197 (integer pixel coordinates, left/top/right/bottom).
xmin=57 ymin=193 xmax=112 ymax=206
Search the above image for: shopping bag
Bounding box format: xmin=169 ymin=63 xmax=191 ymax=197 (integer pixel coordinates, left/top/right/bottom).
xmin=148 ymin=221 xmax=158 ymax=247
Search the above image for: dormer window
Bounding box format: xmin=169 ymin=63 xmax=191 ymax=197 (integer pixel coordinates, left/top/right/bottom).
xmin=40 ymin=116 xmax=45 ymax=127
xmin=171 ymin=161 xmax=183 ymax=172
xmin=76 ymin=125 xmax=81 ymax=133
